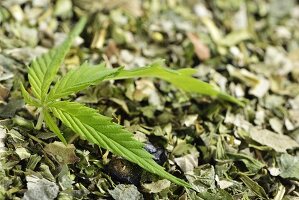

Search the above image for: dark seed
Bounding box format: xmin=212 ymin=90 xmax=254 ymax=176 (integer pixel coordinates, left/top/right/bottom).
xmin=106 ymin=157 xmax=142 ymax=185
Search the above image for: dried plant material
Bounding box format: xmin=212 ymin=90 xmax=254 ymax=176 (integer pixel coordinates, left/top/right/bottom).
xmin=181 ymin=114 xmax=198 ymax=127
xmin=239 ymin=174 xmax=268 ymax=199
xmin=174 ymin=152 xmax=199 ymax=173
xmin=44 ymin=142 xmax=79 ymax=165
xmin=133 ymin=79 xmax=161 ymax=108
xmin=249 ymin=128 xmax=299 ymax=153
xmin=15 ymin=147 xmax=31 ymax=160
xmin=142 ymin=179 xmax=171 ymax=193
xmin=2 ymin=0 xmax=299 ymax=198
xmin=228 ymin=65 xmax=269 ymax=98
xmin=187 ymin=32 xmax=210 ymax=61
xmin=109 ymin=184 xmax=143 ymax=200
xmin=0 ymin=84 xmax=9 ymax=102
xmin=265 ymin=47 xmax=293 ymax=76
xmin=278 ymin=154 xmax=299 ymax=180
xmin=0 ymin=126 xmax=6 ymax=153
xmin=22 ymin=176 xmax=59 ymax=200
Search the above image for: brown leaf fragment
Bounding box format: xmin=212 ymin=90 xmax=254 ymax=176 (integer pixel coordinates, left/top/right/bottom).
xmin=44 ymin=141 xmax=80 ymax=165
xmin=187 ymin=32 xmax=210 ymax=61
xmin=0 ymin=84 xmax=9 ymax=102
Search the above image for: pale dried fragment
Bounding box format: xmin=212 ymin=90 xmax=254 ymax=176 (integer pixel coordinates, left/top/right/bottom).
xmin=112 ymin=0 xmax=143 ymax=17
xmin=279 ymin=154 xmax=299 ymax=180
xmin=174 ymin=151 xmax=199 ymax=173
xmin=269 ymin=117 xmax=283 ymax=134
xmin=217 ymin=178 xmax=234 ymax=189
xmin=228 ymin=65 xmax=269 ymax=98
xmin=225 ymin=112 xmax=251 ymax=131
xmin=275 ymin=26 xmax=291 ymax=39
xmin=265 ymin=46 xmax=293 ymax=76
xmin=233 ymin=3 xmax=248 ymax=30
xmin=0 ymin=126 xmax=7 ymax=153
xmin=212 ymin=72 xmax=227 ymax=91
xmin=291 ymin=6 xmax=299 ymax=18
xmin=289 ymin=110 xmax=299 ymax=128
xmin=16 ymin=147 xmax=31 ymax=160
xmin=254 ymin=109 xmax=265 ymax=126
xmin=109 ymin=184 xmax=143 ymax=200
xmin=22 ymin=176 xmax=59 ymax=200
xmin=133 ymin=79 xmax=162 ymax=108
xmin=54 ymin=0 xmax=72 ymax=17
xmin=227 ymin=65 xmax=258 ymax=86
xmin=229 ymin=83 xmax=245 ymax=98
xmin=194 ymin=4 xmax=212 ymax=18
xmin=91 ymin=27 xmax=107 ymax=49
xmin=230 ymin=46 xmax=245 ymax=66
xmin=9 ymin=4 xmax=24 ymax=22
xmin=32 ymin=0 xmax=50 ymax=7
xmin=4 ymin=47 xmax=47 ymax=64
xmin=285 ymin=118 xmax=294 ymax=131
xmin=182 ymin=114 xmax=198 ymax=127
xmin=289 ymin=95 xmax=299 ymax=109
xmin=268 ymin=167 xmax=281 ymax=176
xmin=249 ymin=77 xmax=269 ymax=98
xmin=249 ymin=128 xmax=299 ymax=153
xmin=142 ymin=179 xmax=171 ymax=193
xmin=120 ymin=50 xmax=134 ymax=65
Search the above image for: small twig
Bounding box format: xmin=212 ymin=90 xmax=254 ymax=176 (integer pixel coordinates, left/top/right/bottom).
xmin=35 ymin=108 xmax=44 ymax=130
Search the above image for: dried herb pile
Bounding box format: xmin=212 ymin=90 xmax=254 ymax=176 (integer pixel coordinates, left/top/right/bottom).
xmin=0 ymin=0 xmax=299 ymax=199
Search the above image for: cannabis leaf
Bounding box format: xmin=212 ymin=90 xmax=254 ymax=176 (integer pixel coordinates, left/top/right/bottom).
xmin=21 ymin=16 xmax=242 ymax=188
xmin=48 ymin=101 xmax=190 ymax=187
xmin=105 ymin=60 xmax=244 ymax=106
xmin=21 ymin=16 xmax=190 ymax=188
xmin=47 ymin=63 xmax=120 ymax=101
xmin=28 ymin=17 xmax=87 ymax=102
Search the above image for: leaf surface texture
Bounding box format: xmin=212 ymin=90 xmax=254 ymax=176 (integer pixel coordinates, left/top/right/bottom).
xmin=49 ymin=101 xmax=190 ymax=187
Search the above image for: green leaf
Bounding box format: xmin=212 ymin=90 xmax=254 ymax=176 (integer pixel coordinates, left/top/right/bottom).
xmin=48 ymin=101 xmax=191 ymax=188
xmin=28 ymin=17 xmax=87 ymax=102
xmin=20 ymin=82 xmax=40 ymax=107
xmin=105 ymin=60 xmax=243 ymax=106
xmin=47 ymin=63 xmax=121 ymax=101
xmin=43 ymin=110 xmax=67 ymax=145
xmin=239 ymin=174 xmax=268 ymax=199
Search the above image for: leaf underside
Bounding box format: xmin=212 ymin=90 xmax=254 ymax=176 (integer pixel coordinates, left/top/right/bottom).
xmin=49 ymin=101 xmax=190 ymax=188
